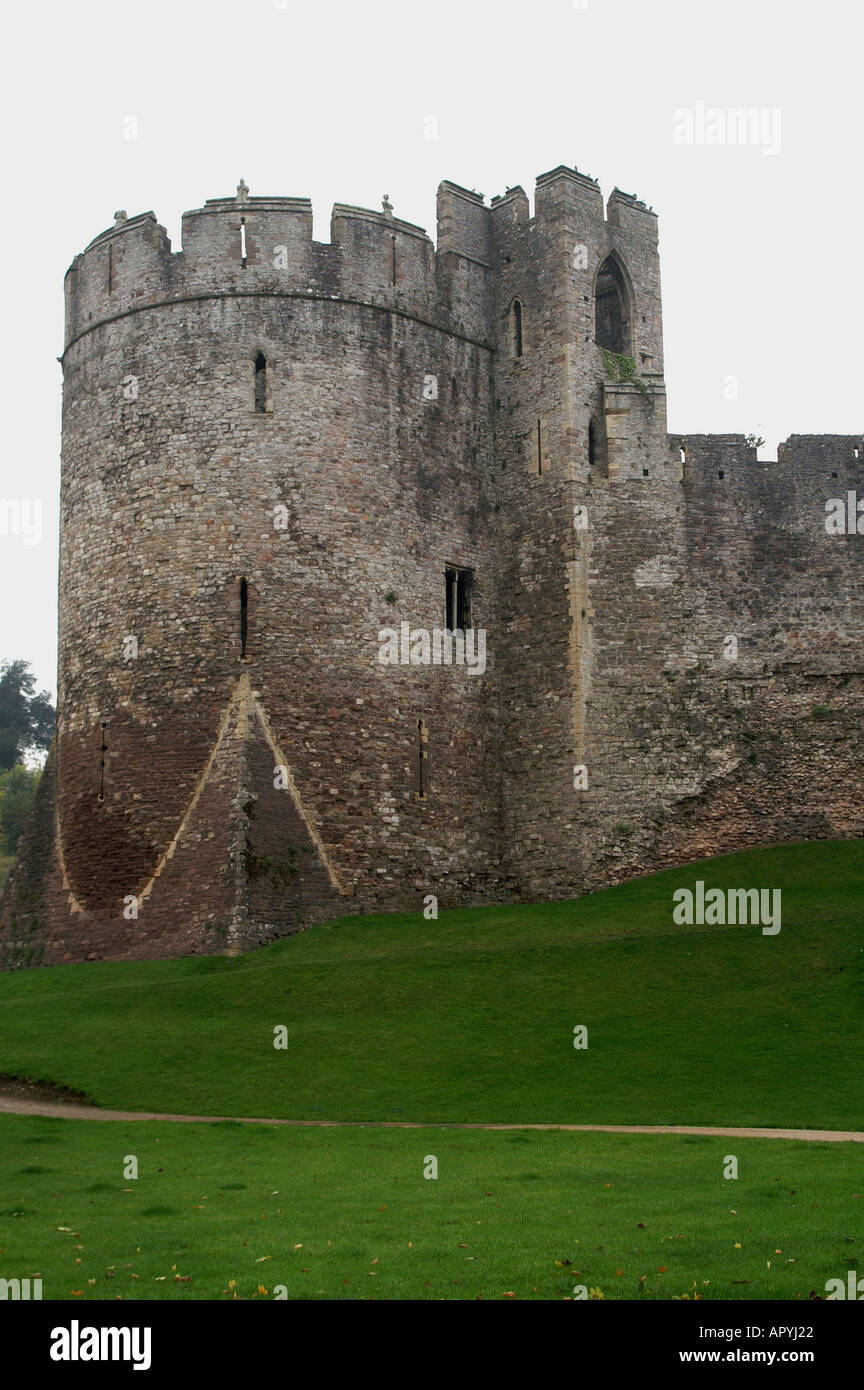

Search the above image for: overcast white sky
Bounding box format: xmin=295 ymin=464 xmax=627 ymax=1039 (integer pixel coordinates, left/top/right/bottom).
xmin=1 ymin=0 xmax=861 ymax=698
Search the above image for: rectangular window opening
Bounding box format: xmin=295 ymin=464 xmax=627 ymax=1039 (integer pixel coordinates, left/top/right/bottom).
xmin=445 ymin=565 xmax=473 ymax=631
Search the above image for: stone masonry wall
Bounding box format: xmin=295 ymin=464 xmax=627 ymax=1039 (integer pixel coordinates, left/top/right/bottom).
xmin=1 ymin=168 xmax=861 ymax=967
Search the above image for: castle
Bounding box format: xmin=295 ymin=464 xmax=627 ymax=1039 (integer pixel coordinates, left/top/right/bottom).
xmin=2 ymin=164 xmax=862 ymax=967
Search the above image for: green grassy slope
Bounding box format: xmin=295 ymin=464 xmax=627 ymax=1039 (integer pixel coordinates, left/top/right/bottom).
xmin=0 ymin=1115 xmax=858 ymax=1301
xmin=0 ymin=841 xmax=862 ymax=1127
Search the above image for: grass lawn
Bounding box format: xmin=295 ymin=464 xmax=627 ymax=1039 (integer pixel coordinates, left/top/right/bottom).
xmin=0 ymin=841 xmax=862 ymax=1128
xmin=1 ymin=1114 xmax=859 ymax=1301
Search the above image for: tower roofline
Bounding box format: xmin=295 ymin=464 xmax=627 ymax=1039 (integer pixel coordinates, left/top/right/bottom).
xmin=535 ymin=164 xmax=600 ymax=190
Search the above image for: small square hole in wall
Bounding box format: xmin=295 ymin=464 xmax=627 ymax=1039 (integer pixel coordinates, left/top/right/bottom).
xmin=642 ymin=469 xmax=649 ymax=477
xmin=718 ymin=469 xmax=725 ymax=479
xmin=832 ymin=471 xmax=838 ymax=478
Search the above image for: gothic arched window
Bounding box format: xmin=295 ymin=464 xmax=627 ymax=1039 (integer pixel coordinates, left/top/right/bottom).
xmin=594 ymin=255 xmax=630 ymax=355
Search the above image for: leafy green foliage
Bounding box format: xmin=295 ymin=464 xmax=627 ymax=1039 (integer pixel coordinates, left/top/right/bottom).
xmin=0 ymin=764 xmax=40 ymax=854
xmin=601 ymin=348 xmax=650 ymax=395
xmin=0 ymin=660 xmax=54 ymax=770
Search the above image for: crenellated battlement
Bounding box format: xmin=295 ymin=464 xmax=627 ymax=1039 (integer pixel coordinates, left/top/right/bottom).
xmin=669 ymin=434 xmax=864 ymax=543
xmin=674 ymin=433 xmax=863 ymax=475
xmin=62 ymin=180 xmax=501 ymax=352
xmin=62 ymin=169 xmax=667 ymax=356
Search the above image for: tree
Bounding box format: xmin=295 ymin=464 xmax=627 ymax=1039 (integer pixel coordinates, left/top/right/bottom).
xmin=0 ymin=660 xmax=55 ymax=770
xmin=0 ymin=764 xmax=41 ymax=855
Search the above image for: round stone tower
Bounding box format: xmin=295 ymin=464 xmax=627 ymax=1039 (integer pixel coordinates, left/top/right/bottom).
xmin=6 ymin=181 xmax=505 ymax=963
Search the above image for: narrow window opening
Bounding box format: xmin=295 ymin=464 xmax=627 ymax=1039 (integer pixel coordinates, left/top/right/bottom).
xmin=240 ymin=217 xmax=247 ymax=268
xmin=536 ymin=419 xmax=542 ymax=476
xmin=254 ymin=352 xmax=267 ymax=414
xmin=588 ymin=418 xmax=608 ymax=476
xmin=679 ymin=445 xmax=687 ymax=464
xmin=642 ymin=468 xmax=649 ymax=477
xmin=718 ymin=469 xmax=725 ymax=479
xmin=240 ymin=578 xmax=249 ymax=658
xmin=831 ymin=471 xmax=838 ymax=478
xmin=391 ymin=235 xmax=397 ymax=285
xmin=446 ymin=565 xmax=473 ymax=630
xmin=107 ymin=244 xmax=113 ymax=295
xmin=98 ymin=722 xmax=108 ymax=801
xmin=417 ymin=718 xmax=427 ymax=800
xmin=513 ymin=299 xmax=523 ymax=358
